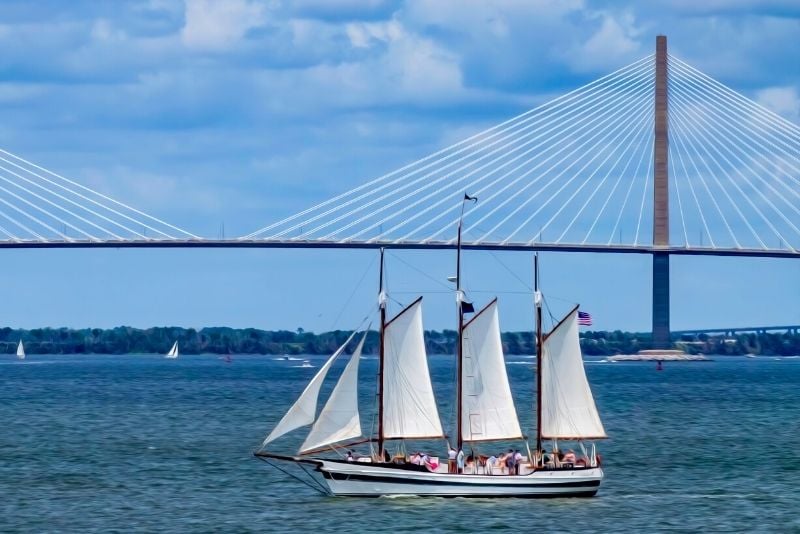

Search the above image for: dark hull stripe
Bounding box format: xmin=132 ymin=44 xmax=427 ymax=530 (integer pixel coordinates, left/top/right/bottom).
xmin=322 ymin=471 xmax=601 ymax=489
xmin=336 ymin=491 xmax=600 ymax=499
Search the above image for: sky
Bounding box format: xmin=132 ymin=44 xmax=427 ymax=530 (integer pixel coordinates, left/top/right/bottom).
xmin=0 ymin=0 xmax=798 ymax=333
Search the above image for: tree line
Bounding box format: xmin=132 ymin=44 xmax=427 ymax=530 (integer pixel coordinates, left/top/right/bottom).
xmin=1 ymin=326 xmax=799 ymax=356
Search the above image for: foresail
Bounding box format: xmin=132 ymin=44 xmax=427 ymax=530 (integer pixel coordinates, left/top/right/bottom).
xmin=541 ymin=309 xmax=606 ymax=440
xmin=299 ymin=331 xmax=366 ymax=453
xmin=383 ymin=298 xmax=444 ymax=439
xmin=261 ymin=330 xmax=358 ymax=448
xmin=461 ymin=299 xmax=523 ymax=442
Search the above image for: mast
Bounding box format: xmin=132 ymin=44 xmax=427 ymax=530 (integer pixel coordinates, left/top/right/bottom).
xmin=456 ymin=203 xmax=465 ymax=453
xmin=378 ymin=247 xmax=386 ymax=459
xmin=534 ymin=254 xmax=543 ymax=460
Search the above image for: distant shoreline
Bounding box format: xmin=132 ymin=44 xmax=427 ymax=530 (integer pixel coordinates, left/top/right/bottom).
xmin=3 ymin=326 xmax=799 ymax=357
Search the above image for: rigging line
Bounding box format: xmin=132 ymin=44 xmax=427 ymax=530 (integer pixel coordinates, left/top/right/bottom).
xmin=0 ymin=149 xmax=197 ymax=239
xmin=669 ymin=97 xmax=748 ymax=248
xmin=633 ymin=122 xmax=653 ymax=246
xmin=0 ymin=194 xmax=48 ymax=241
xmin=386 ymin=251 xmax=451 ymax=291
xmin=386 ymin=68 xmax=657 ymax=243
xmin=607 ymin=127 xmax=653 ymax=245
xmin=671 ymin=116 xmax=717 ymax=248
xmin=582 ymin=116 xmax=651 ymax=244
xmin=668 ymin=55 xmax=800 ymax=141
xmin=242 ymin=54 xmax=655 ymax=239
xmin=494 ymin=89 xmax=655 ymax=244
xmin=329 ymin=253 xmax=378 ymax=331
xmin=0 ymin=161 xmax=148 ymax=239
xmin=306 ymin=65 xmax=657 ymax=242
xmin=668 ymin=63 xmax=800 ymax=176
xmin=667 ymin=68 xmax=800 ymax=190
xmin=455 ymin=81 xmax=654 ymax=244
xmin=552 ymin=107 xmax=654 ymax=244
xmin=669 ymin=142 xmax=690 ymax=247
xmin=0 ymin=168 xmax=109 ymax=241
xmin=0 ymin=182 xmax=74 ymax=241
xmin=669 ymin=90 xmax=794 ymax=248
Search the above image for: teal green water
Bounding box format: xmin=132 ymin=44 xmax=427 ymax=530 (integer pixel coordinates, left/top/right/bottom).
xmin=2 ymin=355 xmax=799 ymax=532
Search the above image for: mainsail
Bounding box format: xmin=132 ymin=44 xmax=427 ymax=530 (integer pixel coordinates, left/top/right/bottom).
xmin=166 ymin=341 xmax=179 ymax=359
xmin=540 ymin=309 xmax=606 ymax=440
xmin=461 ymin=299 xmax=523 ymax=442
xmin=300 ymin=331 xmax=367 ymax=453
xmin=16 ymin=340 xmax=25 ymax=360
xmin=261 ymin=330 xmax=358 ymax=448
xmin=383 ymin=298 xmax=444 ymax=439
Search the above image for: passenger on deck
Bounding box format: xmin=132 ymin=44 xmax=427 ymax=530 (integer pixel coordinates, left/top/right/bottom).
xmin=562 ymin=450 xmax=577 ymax=464
xmin=448 ymin=447 xmax=457 ymax=473
xmin=513 ymin=450 xmax=523 ymax=475
xmin=505 ymin=449 xmax=516 ymax=475
xmin=346 ymin=451 xmax=354 ymax=462
xmin=456 ymin=449 xmax=465 ymax=474
xmin=486 ymin=455 xmax=497 ymax=475
xmin=410 ymin=452 xmax=421 ymax=465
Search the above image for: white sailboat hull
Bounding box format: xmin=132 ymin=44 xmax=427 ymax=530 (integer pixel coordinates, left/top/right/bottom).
xmin=315 ymin=460 xmax=602 ymax=497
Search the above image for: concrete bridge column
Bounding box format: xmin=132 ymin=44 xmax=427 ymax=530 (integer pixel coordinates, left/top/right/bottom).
xmin=652 ymin=35 xmax=671 ymax=349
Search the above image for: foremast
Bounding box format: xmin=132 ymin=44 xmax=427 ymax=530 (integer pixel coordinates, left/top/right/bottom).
xmin=377 ymin=247 xmax=387 ymax=459
xmin=535 ymin=254 xmax=543 ymax=460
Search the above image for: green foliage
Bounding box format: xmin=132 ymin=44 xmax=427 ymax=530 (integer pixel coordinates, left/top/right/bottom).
xmin=1 ymin=326 xmax=798 ymax=356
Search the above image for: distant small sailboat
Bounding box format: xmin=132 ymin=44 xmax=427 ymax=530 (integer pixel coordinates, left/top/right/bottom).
xmin=301 ymin=359 xmax=313 ymax=368
xmin=165 ymin=341 xmax=179 ymax=359
xmin=16 ymin=340 xmax=25 ymax=360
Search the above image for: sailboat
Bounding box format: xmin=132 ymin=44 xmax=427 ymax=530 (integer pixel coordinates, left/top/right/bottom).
xmin=165 ymin=341 xmax=179 ymax=359
xmin=255 ymin=196 xmax=606 ymax=497
xmin=16 ymin=340 xmax=25 ymax=360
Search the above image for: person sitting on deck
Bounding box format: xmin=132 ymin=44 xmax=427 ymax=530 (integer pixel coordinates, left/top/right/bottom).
xmin=346 ymin=451 xmax=354 ymax=462
xmin=410 ymin=452 xmax=421 ymax=465
xmin=562 ymin=449 xmax=577 ymax=465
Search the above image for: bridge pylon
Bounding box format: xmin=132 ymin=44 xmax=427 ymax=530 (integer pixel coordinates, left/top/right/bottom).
xmin=652 ymin=35 xmax=671 ymax=350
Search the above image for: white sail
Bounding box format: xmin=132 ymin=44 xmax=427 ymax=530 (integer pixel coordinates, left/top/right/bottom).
xmin=299 ymin=331 xmax=366 ymax=453
xmin=541 ymin=309 xmax=606 ymax=440
xmin=166 ymin=341 xmax=179 ymax=359
xmin=461 ymin=299 xmax=523 ymax=442
xmin=261 ymin=330 xmax=358 ymax=448
xmin=383 ymin=298 xmax=444 ymax=439
xmin=16 ymin=340 xmax=25 ymax=360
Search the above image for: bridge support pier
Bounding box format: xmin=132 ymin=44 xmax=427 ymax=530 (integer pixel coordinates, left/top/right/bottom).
xmin=652 ymin=252 xmax=670 ymax=349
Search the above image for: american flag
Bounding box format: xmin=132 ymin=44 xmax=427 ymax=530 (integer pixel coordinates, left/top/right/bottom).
xmin=578 ymin=311 xmax=593 ymax=326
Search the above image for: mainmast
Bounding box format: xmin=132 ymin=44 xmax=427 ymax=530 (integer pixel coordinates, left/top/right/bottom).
xmin=377 ymin=247 xmax=387 ymax=459
xmin=455 ymin=194 xmax=475 ymax=453
xmin=455 ymin=204 xmax=465 ymax=453
xmin=534 ymin=254 xmax=543 ymax=460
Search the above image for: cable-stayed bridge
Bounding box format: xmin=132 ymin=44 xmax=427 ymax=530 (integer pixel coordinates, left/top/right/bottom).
xmin=0 ymin=36 xmax=797 ymax=347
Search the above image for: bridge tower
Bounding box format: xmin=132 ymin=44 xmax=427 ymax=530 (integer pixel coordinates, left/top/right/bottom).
xmin=652 ymin=35 xmax=671 ymax=349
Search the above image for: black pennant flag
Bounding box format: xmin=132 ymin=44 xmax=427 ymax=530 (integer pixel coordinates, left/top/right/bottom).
xmin=461 ymin=300 xmax=475 ymax=314
xmin=464 ymin=193 xmax=478 ymax=203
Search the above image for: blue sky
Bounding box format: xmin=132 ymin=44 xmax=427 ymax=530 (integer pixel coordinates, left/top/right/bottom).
xmin=0 ymin=0 xmax=798 ymax=332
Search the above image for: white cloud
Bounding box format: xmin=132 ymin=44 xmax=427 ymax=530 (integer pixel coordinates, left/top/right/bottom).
xmin=756 ymin=86 xmax=800 ymax=123
xmin=181 ymin=0 xmax=266 ymax=51
xmin=567 ymin=12 xmax=644 ymax=72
